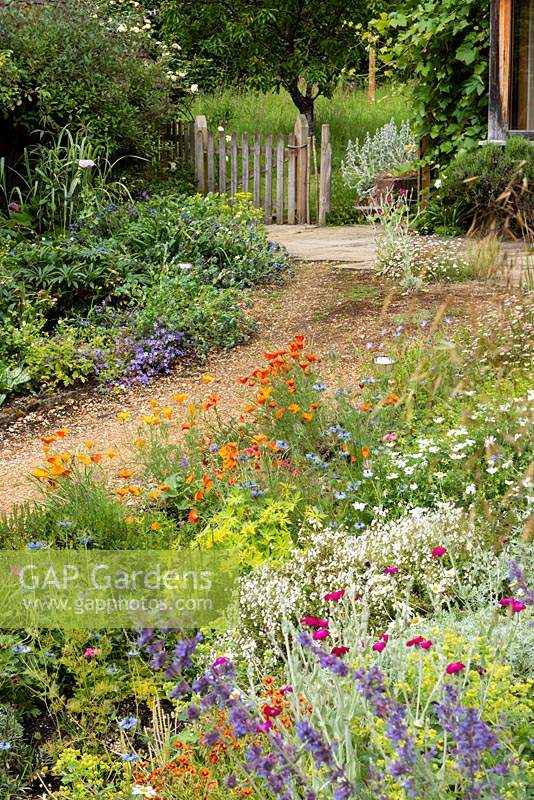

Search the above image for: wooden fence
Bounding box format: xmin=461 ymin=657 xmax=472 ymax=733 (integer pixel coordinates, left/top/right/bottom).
xmin=185 ymin=114 xmax=332 ymax=225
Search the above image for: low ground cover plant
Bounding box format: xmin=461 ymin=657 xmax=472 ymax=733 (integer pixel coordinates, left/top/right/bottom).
xmin=0 ymin=289 xmax=532 ymax=797
xmin=0 ymin=191 xmax=289 ymax=400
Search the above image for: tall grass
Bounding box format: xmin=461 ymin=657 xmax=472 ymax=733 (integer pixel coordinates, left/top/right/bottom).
xmin=192 ymin=84 xmax=412 ymax=223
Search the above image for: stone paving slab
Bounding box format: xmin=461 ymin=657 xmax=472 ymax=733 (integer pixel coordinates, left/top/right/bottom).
xmin=267 ymin=224 xmax=376 ymax=266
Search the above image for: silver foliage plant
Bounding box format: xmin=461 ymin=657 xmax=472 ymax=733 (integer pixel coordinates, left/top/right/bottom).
xmin=341 ymin=118 xmax=417 ymax=198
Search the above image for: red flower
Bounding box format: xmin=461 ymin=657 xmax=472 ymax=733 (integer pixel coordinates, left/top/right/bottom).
xmin=300 ymin=616 xmax=329 ymax=628
xmin=499 ymin=597 xmax=526 ymax=613
xmin=420 ymin=640 xmax=433 ymax=650
xmin=262 ymin=705 xmax=281 ymax=718
xmin=312 ymin=628 xmax=329 ymax=641
xmin=372 ymin=641 xmax=386 ymax=652
xmin=446 ymin=662 xmax=465 ymax=674
xmin=431 ymin=546 xmax=447 ymax=558
xmin=331 ymin=646 xmax=350 ymax=657
xmin=323 ymin=589 xmax=345 ymax=602
xmin=406 ymin=636 xmax=425 ymax=647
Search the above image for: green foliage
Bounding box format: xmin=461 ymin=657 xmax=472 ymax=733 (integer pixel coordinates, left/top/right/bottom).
xmin=161 ymin=0 xmax=374 ymax=128
xmin=426 ymin=138 xmax=534 ymax=237
xmin=376 ymin=0 xmax=490 ymax=163
xmin=0 ymin=0 xmax=183 ymax=159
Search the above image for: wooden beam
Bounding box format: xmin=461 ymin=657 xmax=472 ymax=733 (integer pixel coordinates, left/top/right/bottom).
xmin=499 ymin=0 xmax=513 ymax=129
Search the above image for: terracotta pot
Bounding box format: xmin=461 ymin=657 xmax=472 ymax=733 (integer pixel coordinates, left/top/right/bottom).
xmin=373 ymin=172 xmax=418 ymax=199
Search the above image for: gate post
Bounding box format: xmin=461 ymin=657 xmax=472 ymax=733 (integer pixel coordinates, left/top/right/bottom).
xmin=293 ymin=114 xmax=309 ymax=224
xmin=194 ymin=115 xmax=208 ymax=193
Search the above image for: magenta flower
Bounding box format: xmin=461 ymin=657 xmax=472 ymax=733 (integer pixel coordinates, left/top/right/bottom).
xmin=324 ymin=589 xmax=345 ymax=602
xmin=431 ymin=546 xmax=447 ymax=558
xmin=312 ymin=628 xmax=329 ymax=641
xmin=380 ymin=633 xmax=389 ymax=642
xmin=372 ymin=641 xmax=386 ymax=652
xmin=383 ymin=566 xmax=399 ymax=575
xmin=499 ymin=597 xmax=526 ymax=613
xmin=262 ymin=705 xmax=281 ymax=718
xmin=446 ymin=661 xmax=465 ymax=674
xmin=300 ymin=616 xmax=329 ymax=628
xmin=383 ymin=432 xmax=397 ymax=442
xmin=331 ymin=646 xmax=350 ymax=657
xmin=7 ymin=201 xmax=20 ymax=212
xmin=212 ymin=656 xmax=229 ymax=667
xmin=406 ymin=636 xmax=425 ymax=647
xmin=83 ymin=647 xmax=100 ymax=658
xmin=257 ymin=719 xmax=272 ymax=732
xmin=420 ymin=640 xmax=433 ymax=650
xmin=280 ymin=685 xmax=293 ymax=694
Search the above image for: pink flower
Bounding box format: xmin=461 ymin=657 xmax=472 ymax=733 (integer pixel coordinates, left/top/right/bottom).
xmin=372 ymin=641 xmax=386 ymax=652
xmin=78 ymin=159 xmax=95 ymax=168
xmin=383 ymin=432 xmax=397 ymax=442
xmin=280 ymin=686 xmax=293 ymax=694
xmin=7 ymin=201 xmax=20 ymax=212
xmin=406 ymin=636 xmax=425 ymax=647
xmin=83 ymin=647 xmax=100 ymax=658
xmin=324 ymin=589 xmax=345 ymax=602
xmin=257 ymin=720 xmax=272 ymax=732
xmin=262 ymin=705 xmax=281 ymax=718
xmin=312 ymin=628 xmax=329 ymax=641
xmin=446 ymin=661 xmax=465 ymax=674
xmin=380 ymin=633 xmax=389 ymax=642
xmin=431 ymin=546 xmax=447 ymax=558
xmin=331 ymin=646 xmax=350 ymax=657
xmin=212 ymin=657 xmax=228 ymax=667
xmin=420 ymin=640 xmax=433 ymax=650
xmin=383 ymin=566 xmax=399 ymax=575
xmin=300 ymin=616 xmax=329 ymax=628
xmin=499 ymin=597 xmax=526 ymax=613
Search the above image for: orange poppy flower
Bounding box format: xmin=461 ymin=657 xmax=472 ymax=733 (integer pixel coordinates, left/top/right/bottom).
xmin=54 ymin=428 xmax=69 ymax=437
xmin=127 ymin=485 xmax=141 ymax=496
xmin=311 ymin=402 xmax=319 ymax=410
xmin=125 ymin=515 xmax=136 ymax=524
xmin=245 ymin=404 xmax=256 ymax=413
xmin=238 ymin=376 xmax=250 ymax=385
xmin=201 ymin=373 xmax=214 ymax=384
xmin=188 ymin=509 xmax=199 ymax=524
xmin=150 ymin=522 xmax=161 ymax=531
xmin=119 ymin=469 xmax=133 ymax=479
xmin=203 ymin=476 xmax=213 ymax=491
xmin=185 ymin=474 xmax=194 ymax=485
xmin=135 ymin=438 xmax=146 ymax=448
xmin=77 ymin=454 xmax=92 ymax=465
xmin=148 ymin=490 xmax=161 ymax=500
xmin=302 ymin=412 xmax=313 ymax=423
xmin=181 ymin=422 xmax=191 ymax=431
xmin=361 ymin=447 xmax=370 ymax=458
xmin=384 ymin=394 xmax=399 ymax=405
xmin=116 ymin=487 xmax=128 ymax=497
xmin=90 ymin=453 xmax=103 ymax=463
xmin=288 ymin=403 xmax=300 ymax=413
xmin=359 ymin=402 xmax=373 ymax=412
xmin=275 ymin=408 xmax=285 ymax=419
xmin=106 ymin=450 xmax=118 ymax=459
xmin=31 ymin=467 xmax=49 ymax=479
xmin=194 ymin=489 xmax=204 ymax=502
xmin=161 ymin=407 xmax=173 ymax=419
xmin=85 ymin=440 xmax=94 ymax=449
xmin=159 ymin=484 xmax=171 ymax=491
xmin=41 ymin=435 xmax=56 ymax=445
xmin=173 ymin=392 xmax=188 ymax=403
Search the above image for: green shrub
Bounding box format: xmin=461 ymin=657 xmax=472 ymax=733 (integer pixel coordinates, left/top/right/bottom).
xmin=0 ymin=0 xmax=181 ymax=159
xmin=428 ymin=138 xmax=534 ymax=237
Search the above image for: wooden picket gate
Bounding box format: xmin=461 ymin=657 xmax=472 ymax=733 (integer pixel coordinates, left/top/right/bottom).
xmin=189 ymin=114 xmax=332 ymax=225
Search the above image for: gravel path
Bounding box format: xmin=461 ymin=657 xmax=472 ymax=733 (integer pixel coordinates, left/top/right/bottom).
xmin=0 ymin=260 xmax=505 ymax=514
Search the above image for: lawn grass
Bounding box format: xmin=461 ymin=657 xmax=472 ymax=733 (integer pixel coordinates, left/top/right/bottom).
xmin=192 ymin=84 xmax=412 ymax=223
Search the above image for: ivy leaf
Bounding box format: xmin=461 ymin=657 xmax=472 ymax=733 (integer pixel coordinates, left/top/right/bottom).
xmin=455 ymin=43 xmax=477 ymax=64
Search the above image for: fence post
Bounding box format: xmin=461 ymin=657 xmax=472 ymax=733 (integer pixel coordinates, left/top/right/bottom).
xmin=253 ymin=133 xmax=261 ymax=208
xmin=287 ymin=133 xmax=297 ymax=224
xmin=207 ymin=131 xmax=215 ymax=193
xmin=318 ymin=124 xmax=332 ymax=225
xmin=276 ymin=135 xmax=285 ymax=224
xmin=194 ymin=116 xmax=208 ymax=192
xmin=218 ymin=130 xmax=227 ymax=193
xmin=264 ymin=134 xmax=273 ymax=223
xmin=242 ymin=133 xmax=249 ymax=194
xmin=294 ymin=114 xmax=309 ymax=224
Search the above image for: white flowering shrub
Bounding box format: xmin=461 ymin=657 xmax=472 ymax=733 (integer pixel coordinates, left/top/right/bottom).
xmin=341 ymin=119 xmax=417 ymax=198
xmin=376 ymin=233 xmax=471 ymax=285
xmin=225 ymin=504 xmax=493 ymax=661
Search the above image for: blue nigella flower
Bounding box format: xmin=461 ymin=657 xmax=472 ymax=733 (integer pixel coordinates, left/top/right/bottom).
xmin=354 ymin=522 xmax=366 ymax=530
xmin=126 ymin=649 xmax=139 ymax=658
xmin=312 ymin=383 xmax=327 ymax=392
xmin=250 ymin=489 xmax=264 ymax=498
xmin=120 ymin=752 xmax=139 ymax=762
xmin=27 ymin=541 xmax=45 ymax=550
xmin=274 ymin=440 xmax=289 ymax=450
xmin=58 ymin=520 xmax=73 ymax=527
xmin=0 ymin=742 xmax=12 ymax=751
xmin=12 ymin=644 xmax=32 ymax=654
xmin=334 ymin=491 xmax=347 ymax=501
xmin=118 ymin=716 xmax=138 ymax=730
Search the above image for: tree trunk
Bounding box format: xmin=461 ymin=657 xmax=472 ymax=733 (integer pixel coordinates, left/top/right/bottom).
xmin=286 ymin=80 xmax=315 ymax=137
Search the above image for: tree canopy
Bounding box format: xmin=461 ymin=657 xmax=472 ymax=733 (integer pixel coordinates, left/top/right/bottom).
xmin=160 ymin=0 xmax=375 ymax=132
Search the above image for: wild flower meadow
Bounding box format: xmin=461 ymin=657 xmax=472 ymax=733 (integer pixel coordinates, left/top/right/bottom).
xmin=0 ymin=292 xmax=532 ymax=799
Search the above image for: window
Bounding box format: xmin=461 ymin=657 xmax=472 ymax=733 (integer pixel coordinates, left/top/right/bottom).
xmin=511 ymin=0 xmax=534 ymax=130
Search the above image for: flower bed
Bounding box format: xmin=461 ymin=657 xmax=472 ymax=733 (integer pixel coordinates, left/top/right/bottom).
xmin=0 ymin=296 xmax=532 ymax=798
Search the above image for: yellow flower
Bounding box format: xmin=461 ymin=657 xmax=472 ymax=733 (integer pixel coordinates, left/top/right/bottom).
xmin=201 ymin=373 xmax=214 ymax=384
xmin=117 ymin=411 xmax=130 ymax=421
